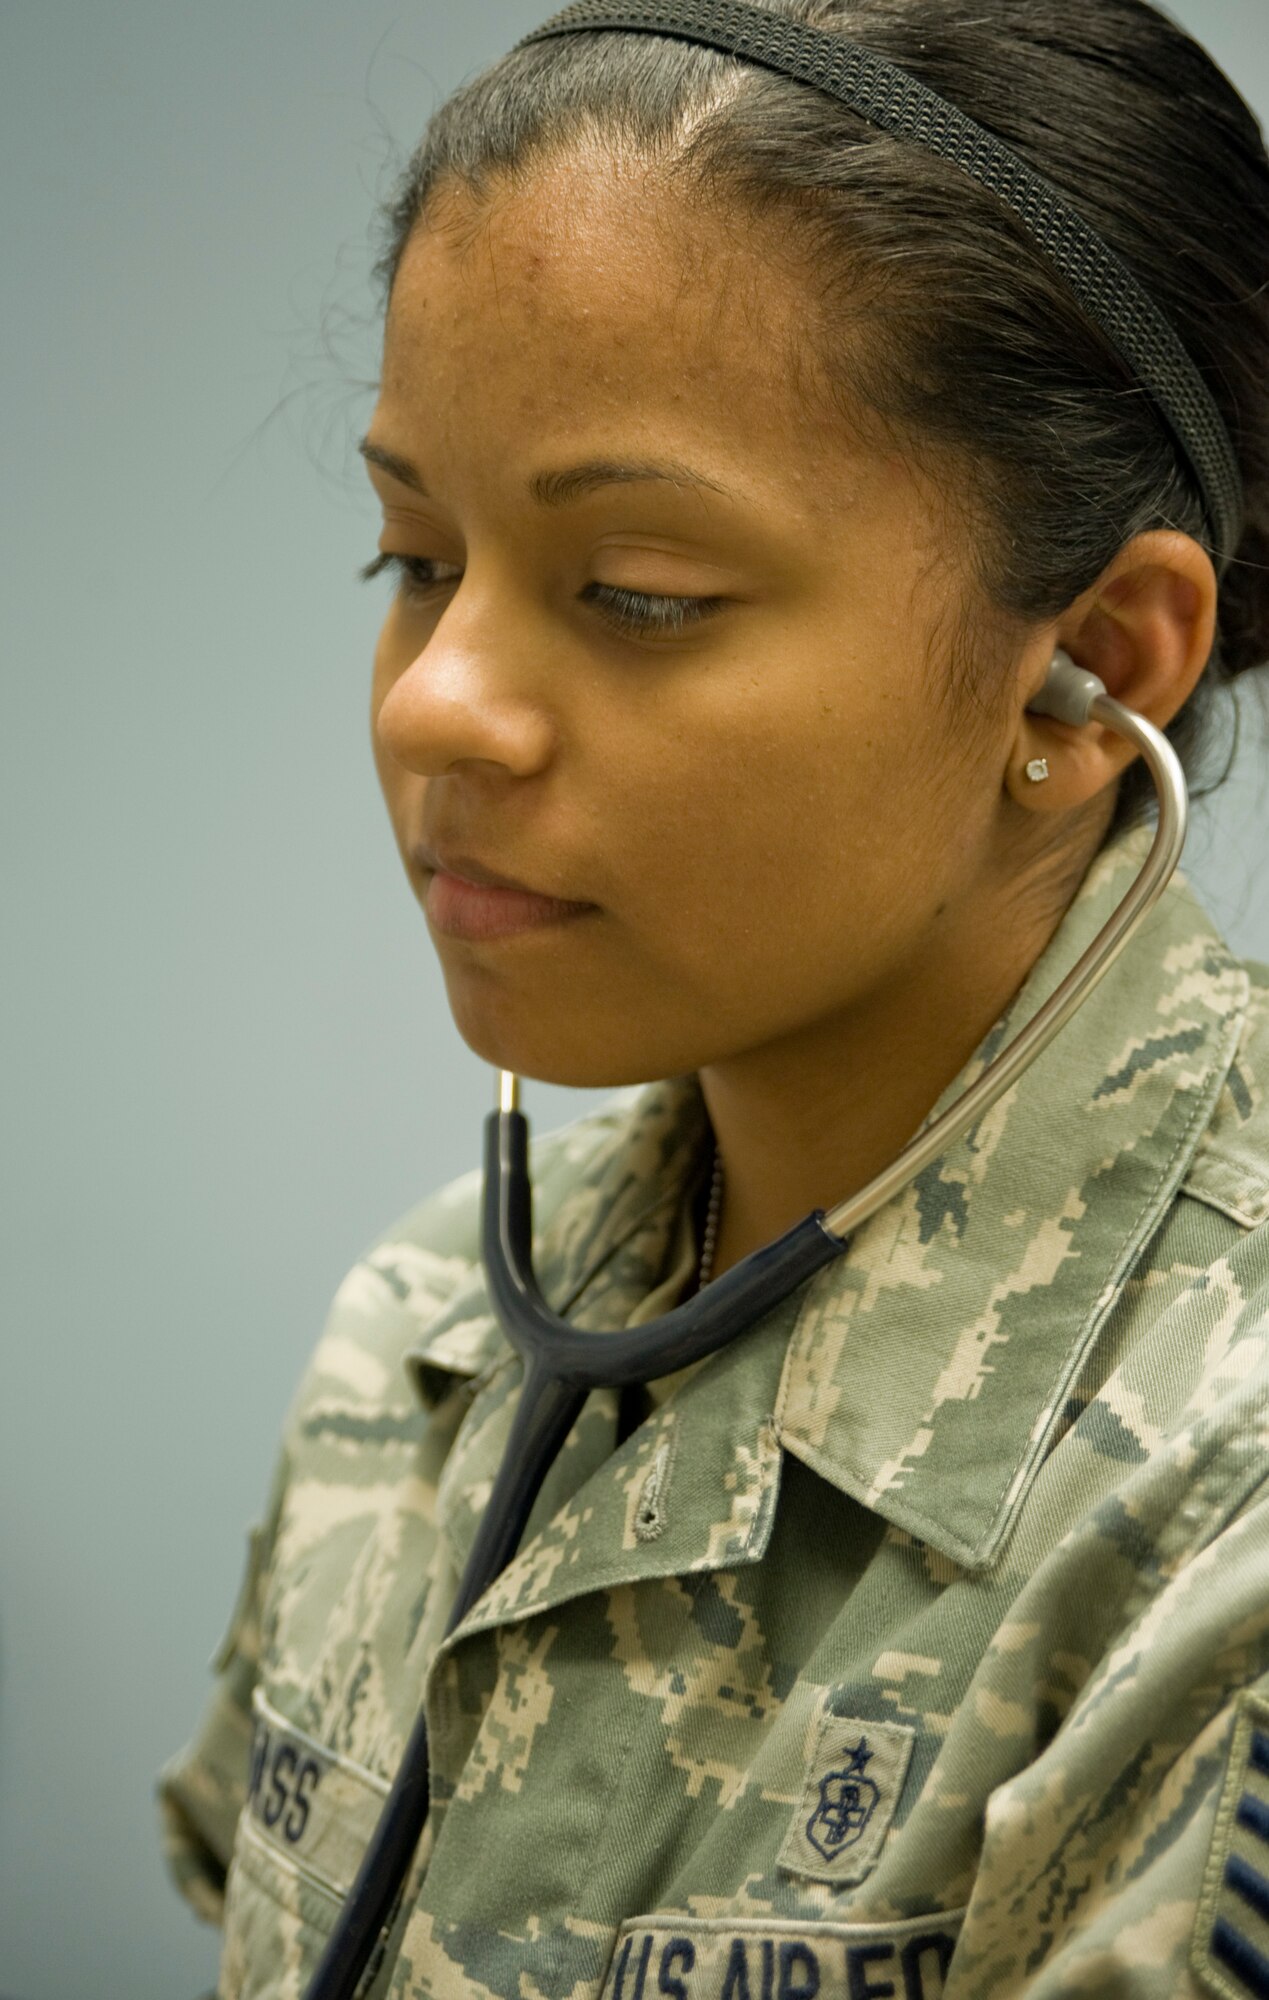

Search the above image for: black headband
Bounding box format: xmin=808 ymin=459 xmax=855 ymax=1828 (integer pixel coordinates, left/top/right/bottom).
xmin=515 ymin=0 xmax=1245 ymax=570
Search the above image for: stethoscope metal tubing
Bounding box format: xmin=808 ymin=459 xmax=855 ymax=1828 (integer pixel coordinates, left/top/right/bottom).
xmin=820 ymin=693 xmax=1187 ymax=1240
xmin=302 ymin=668 xmax=1188 ymax=2000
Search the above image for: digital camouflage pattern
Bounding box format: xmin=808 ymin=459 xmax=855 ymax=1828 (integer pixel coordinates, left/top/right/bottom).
xmin=159 ymin=820 xmax=1269 ymax=1999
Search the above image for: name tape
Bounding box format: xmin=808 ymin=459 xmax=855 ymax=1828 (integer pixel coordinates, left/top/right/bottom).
xmin=245 ymin=1689 xmax=388 ymax=1896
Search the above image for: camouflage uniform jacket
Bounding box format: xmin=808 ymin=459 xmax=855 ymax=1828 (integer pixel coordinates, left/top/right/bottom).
xmin=160 ymin=823 xmax=1269 ymax=2000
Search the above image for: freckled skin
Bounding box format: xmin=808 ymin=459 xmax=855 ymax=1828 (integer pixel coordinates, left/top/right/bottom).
xmin=363 ymin=149 xmax=1216 ymax=1279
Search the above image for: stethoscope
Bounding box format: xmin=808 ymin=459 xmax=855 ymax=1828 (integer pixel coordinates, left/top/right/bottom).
xmin=303 ymin=647 xmax=1188 ymax=1999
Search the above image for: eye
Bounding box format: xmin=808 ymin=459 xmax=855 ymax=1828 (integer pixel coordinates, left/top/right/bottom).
xmin=581 ymin=583 xmax=726 ymax=637
xmin=358 ymin=553 xmax=726 ymax=636
xmin=357 ymin=552 xmax=460 ymax=604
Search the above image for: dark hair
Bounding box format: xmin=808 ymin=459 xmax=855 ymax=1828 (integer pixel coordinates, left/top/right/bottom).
xmin=367 ymin=0 xmax=1269 ymax=834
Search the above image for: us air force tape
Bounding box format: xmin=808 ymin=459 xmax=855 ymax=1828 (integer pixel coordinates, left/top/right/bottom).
xmin=601 ymin=1913 xmax=965 ymax=2000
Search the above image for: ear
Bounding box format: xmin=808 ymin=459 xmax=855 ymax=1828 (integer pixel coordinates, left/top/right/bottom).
xmin=1005 ymin=529 xmax=1218 ymax=813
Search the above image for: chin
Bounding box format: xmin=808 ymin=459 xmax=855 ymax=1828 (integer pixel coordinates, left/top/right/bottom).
xmin=455 ymin=1031 xmax=661 ymax=1093
xmin=443 ymin=996 xmax=663 ymax=1091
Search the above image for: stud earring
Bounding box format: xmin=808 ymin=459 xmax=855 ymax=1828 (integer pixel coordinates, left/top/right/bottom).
xmin=1026 ymin=758 xmax=1050 ymax=784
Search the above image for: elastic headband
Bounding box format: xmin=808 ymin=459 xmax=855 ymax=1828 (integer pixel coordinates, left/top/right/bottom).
xmin=516 ymin=0 xmax=1245 ymax=570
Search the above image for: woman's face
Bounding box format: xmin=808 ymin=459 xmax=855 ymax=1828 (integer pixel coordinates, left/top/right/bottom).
xmin=364 ymin=153 xmax=1036 ymax=1090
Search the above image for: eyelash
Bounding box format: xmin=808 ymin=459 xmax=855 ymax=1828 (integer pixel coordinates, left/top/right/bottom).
xmin=357 ymin=552 xmax=725 ymax=637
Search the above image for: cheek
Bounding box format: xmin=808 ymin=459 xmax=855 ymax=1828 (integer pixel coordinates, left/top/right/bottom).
xmin=616 ymin=672 xmax=947 ymax=942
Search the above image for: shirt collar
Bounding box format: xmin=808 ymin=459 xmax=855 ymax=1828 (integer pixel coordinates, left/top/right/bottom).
xmin=406 ymin=823 xmax=1248 ymax=1575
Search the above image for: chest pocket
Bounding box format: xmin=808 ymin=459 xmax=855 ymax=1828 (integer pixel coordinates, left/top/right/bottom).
xmin=602 ymin=1911 xmax=968 ymax=2000
xmin=218 ymin=1689 xmax=389 ymax=2000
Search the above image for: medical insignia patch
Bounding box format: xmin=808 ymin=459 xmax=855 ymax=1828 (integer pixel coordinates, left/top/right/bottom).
xmin=1192 ymin=1687 xmax=1269 ymax=2000
xmin=778 ymin=1710 xmax=917 ymax=1887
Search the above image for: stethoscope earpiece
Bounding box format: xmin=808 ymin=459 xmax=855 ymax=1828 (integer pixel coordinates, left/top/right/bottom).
xmin=1027 ymin=648 xmax=1109 ymax=726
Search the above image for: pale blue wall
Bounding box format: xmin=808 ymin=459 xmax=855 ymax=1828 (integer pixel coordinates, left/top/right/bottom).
xmin=1 ymin=3 xmax=1266 ymax=1994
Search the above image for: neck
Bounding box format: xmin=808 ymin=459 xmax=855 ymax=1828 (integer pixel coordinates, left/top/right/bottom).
xmin=697 ymin=830 xmax=1103 ymax=1283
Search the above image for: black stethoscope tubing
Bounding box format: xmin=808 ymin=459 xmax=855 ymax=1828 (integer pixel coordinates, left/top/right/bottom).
xmin=302 ymin=652 xmax=1187 ymax=2000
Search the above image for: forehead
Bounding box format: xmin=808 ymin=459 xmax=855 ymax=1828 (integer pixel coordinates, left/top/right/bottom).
xmin=378 ymin=152 xmax=866 ymax=516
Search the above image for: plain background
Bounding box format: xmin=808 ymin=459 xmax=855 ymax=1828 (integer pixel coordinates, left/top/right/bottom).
xmin=2 ymin=3 xmax=1268 ymax=1993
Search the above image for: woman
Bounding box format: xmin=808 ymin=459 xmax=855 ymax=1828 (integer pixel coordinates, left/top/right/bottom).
xmin=159 ymin=2 xmax=1269 ymax=1995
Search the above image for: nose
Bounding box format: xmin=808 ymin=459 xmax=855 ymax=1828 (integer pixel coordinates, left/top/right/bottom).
xmin=373 ymin=582 xmax=556 ymax=780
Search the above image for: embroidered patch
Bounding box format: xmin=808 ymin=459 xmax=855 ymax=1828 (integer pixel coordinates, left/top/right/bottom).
xmin=778 ymin=1711 xmax=917 ymax=1887
xmin=601 ymin=1910 xmax=965 ymax=2000
xmin=1192 ymin=1688 xmax=1269 ymax=2000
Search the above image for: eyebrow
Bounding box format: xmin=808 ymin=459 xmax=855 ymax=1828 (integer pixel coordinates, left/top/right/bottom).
xmin=357 ymin=434 xmax=737 ymax=507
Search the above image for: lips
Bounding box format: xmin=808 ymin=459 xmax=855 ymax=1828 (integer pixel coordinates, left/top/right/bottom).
xmin=408 ymin=840 xmax=572 ymax=896
xmin=411 ymin=838 xmax=600 ymax=942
